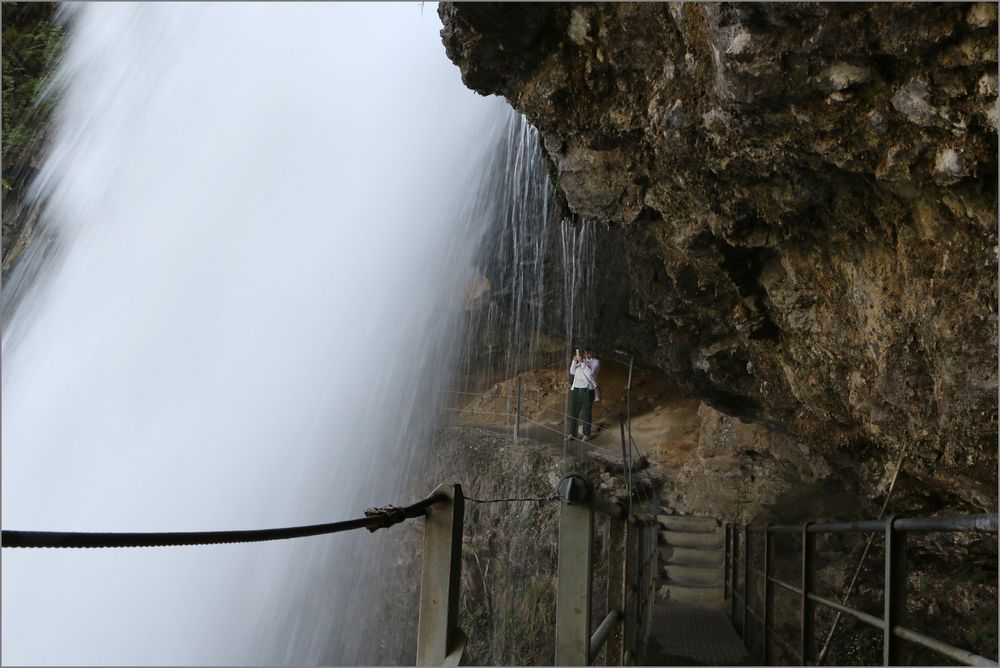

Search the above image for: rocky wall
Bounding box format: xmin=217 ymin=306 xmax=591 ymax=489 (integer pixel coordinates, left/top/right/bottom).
xmin=440 ymin=2 xmax=998 ymax=514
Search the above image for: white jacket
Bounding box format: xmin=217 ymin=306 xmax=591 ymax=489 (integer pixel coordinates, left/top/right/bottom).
xmin=569 ymin=358 xmax=599 ymax=390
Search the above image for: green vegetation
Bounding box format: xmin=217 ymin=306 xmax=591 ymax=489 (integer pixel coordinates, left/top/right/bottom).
xmin=422 ymin=426 xmax=625 ymax=665
xmin=458 ymin=453 xmax=561 ymax=666
xmin=2 ymin=2 xmax=63 ymax=195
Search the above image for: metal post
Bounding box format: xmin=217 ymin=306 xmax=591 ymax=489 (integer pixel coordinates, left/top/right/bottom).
xmin=514 ymin=377 xmax=521 ymax=441
xmin=619 ymin=415 xmax=631 ymax=505
xmin=636 ymin=524 xmax=646 ymax=662
xmin=626 ymin=356 xmax=634 ymax=437
xmin=564 ymin=377 xmax=572 ymax=442
xmin=763 ymin=525 xmax=773 ymax=665
xmin=639 ymin=522 xmax=652 ymax=663
xmin=731 ymin=524 xmax=740 ymax=627
xmin=642 ymin=521 xmax=656 ymax=660
xmin=800 ymin=523 xmax=816 ymax=666
xmin=723 ymin=524 xmax=729 ymax=603
xmin=743 ymin=525 xmax=752 ymax=643
xmin=416 ymin=483 xmax=466 ymax=667
xmin=884 ymin=515 xmax=907 ymax=666
xmin=624 ymin=519 xmax=638 ymax=665
xmin=607 ymin=516 xmax=627 ymax=665
xmin=556 ymin=475 xmax=594 ymax=666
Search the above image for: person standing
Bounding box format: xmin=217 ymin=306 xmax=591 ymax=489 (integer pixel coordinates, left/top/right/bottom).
xmin=566 ymin=348 xmax=600 ymax=441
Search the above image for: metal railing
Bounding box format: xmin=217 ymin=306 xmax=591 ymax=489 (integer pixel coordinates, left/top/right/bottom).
xmin=415 ymin=483 xmax=467 ymax=667
xmin=3 ymin=483 xmax=470 ymax=666
xmin=413 ymin=472 xmax=659 ymax=666
xmin=4 ymin=477 xmax=659 ymax=666
xmin=554 ymin=473 xmax=659 ymax=666
xmin=724 ymin=513 xmax=999 ymax=666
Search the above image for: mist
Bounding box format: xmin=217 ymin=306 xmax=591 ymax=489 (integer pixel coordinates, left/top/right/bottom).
xmin=2 ymin=3 xmax=509 ymax=664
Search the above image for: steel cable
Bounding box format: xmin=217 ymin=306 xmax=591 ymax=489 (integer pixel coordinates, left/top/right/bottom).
xmin=464 ymin=493 xmax=560 ymax=504
xmin=2 ymin=493 xmax=447 ymax=549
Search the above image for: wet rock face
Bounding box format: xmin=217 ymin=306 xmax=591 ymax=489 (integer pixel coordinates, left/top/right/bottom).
xmin=441 ymin=3 xmax=998 ymax=511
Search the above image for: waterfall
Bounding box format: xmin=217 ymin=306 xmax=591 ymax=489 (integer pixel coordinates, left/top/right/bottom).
xmin=559 ymin=218 xmax=597 ymax=354
xmin=456 ymin=112 xmax=598 ymax=405
xmin=1 ymin=4 xmax=511 ymax=665
xmin=455 ymin=114 xmax=553 ymax=386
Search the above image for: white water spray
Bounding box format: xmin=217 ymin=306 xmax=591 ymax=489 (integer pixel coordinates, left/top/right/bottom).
xmin=2 ymin=4 xmax=509 ymax=664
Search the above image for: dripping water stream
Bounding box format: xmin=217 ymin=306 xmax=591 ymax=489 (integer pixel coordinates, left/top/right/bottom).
xmin=458 ymin=116 xmax=598 ymax=390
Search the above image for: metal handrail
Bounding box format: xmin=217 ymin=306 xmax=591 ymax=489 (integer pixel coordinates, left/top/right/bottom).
xmin=4 ymin=483 xmax=465 ymax=667
xmin=591 ymin=610 xmax=624 ymax=658
xmin=441 ymin=629 xmax=467 ymax=668
xmin=726 ymin=513 xmax=998 ymax=666
xmin=4 ymin=467 xmax=663 ymax=668
xmin=893 ymin=626 xmax=998 ymax=667
xmin=749 ymin=513 xmax=997 ymax=534
xmin=421 ymin=477 xmax=663 ymax=667
xmin=806 ymin=592 xmax=885 ymax=630
xmin=747 ymin=566 xmax=805 ymax=598
xmin=770 ymin=575 xmax=802 ymax=596
xmin=555 ymin=473 xmax=658 ymax=666
xmin=748 ymin=566 xmax=804 ymax=596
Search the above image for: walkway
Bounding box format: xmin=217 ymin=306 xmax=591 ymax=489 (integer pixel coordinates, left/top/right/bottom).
xmin=644 ymin=604 xmax=751 ymax=666
xmin=645 ymin=514 xmax=751 ymax=665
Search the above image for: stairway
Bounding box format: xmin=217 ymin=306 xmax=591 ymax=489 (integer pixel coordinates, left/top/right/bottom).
xmin=656 ymin=514 xmax=725 ymax=608
xmin=644 ymin=514 xmax=750 ymax=665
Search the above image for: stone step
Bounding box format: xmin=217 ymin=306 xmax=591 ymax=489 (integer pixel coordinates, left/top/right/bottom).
xmin=661 ymin=582 xmax=725 ymax=608
xmin=663 ymin=564 xmax=724 ymax=587
xmin=660 ymin=545 xmax=725 ymax=568
xmin=657 ymin=514 xmax=719 ymax=534
xmin=659 ymin=529 xmax=725 ymax=549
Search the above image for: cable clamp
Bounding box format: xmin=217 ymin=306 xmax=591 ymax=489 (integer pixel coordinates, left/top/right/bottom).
xmin=363 ymin=504 xmax=408 ymax=532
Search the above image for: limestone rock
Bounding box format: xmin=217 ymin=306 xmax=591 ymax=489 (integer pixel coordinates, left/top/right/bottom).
xmin=440 ymin=3 xmax=997 ymax=515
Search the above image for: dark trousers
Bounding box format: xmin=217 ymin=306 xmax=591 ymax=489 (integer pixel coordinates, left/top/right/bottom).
xmin=569 ymin=387 xmax=595 ymax=437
